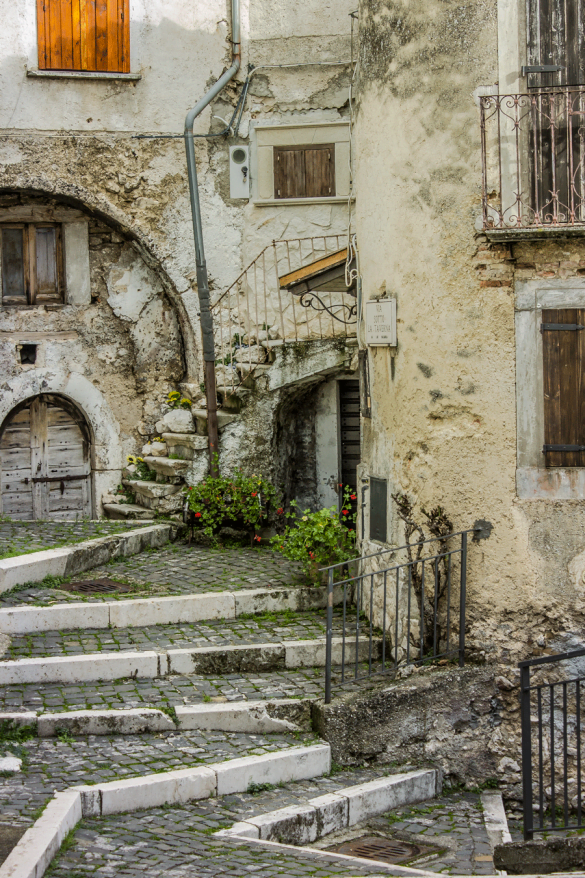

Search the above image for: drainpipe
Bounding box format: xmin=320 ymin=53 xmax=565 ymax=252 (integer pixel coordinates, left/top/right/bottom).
xmin=184 ymin=0 xmax=241 ymax=478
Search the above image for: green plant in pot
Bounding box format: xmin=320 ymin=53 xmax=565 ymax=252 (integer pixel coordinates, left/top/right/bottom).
xmin=271 ymin=487 xmax=357 ymax=583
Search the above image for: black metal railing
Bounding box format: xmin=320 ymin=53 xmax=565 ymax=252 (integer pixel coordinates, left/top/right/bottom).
xmin=520 ymin=648 xmax=585 ymax=839
xmin=323 ymin=528 xmax=483 ymax=703
xmin=480 ymin=88 xmax=585 ymax=229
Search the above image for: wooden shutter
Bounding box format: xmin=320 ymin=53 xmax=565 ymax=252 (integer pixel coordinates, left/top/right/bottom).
xmin=33 ymin=226 xmax=63 ymax=304
xmin=37 ymin=0 xmax=129 ymax=73
xmin=542 ymin=308 xmax=585 ymax=466
xmin=1 ymin=227 xmax=28 ymax=306
xmin=274 ymin=145 xmax=336 ymax=199
xmin=527 ymin=0 xmax=585 ymax=87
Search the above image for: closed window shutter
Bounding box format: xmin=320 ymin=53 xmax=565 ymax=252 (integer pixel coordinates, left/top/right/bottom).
xmin=542 ymin=308 xmax=585 ymax=466
xmin=527 ymin=0 xmax=585 ymax=87
xmin=34 ymin=227 xmax=63 ymax=304
xmin=37 ymin=0 xmax=129 ymax=73
xmin=274 ymin=145 xmax=336 ymax=199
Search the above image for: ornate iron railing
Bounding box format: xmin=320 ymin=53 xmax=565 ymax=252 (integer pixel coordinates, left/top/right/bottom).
xmin=520 ymin=648 xmax=585 ymax=839
xmin=210 ymin=236 xmax=357 ymax=392
xmin=481 ymin=89 xmax=585 ymax=229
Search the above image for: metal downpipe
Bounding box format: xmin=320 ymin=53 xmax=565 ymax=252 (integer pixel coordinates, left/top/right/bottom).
xmin=184 ymin=0 xmax=240 ymax=477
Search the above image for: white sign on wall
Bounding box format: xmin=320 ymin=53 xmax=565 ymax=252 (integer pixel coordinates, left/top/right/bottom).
xmin=366 ymin=298 xmax=397 ymax=346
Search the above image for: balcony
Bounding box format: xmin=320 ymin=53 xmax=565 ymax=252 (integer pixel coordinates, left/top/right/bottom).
xmin=480 ymin=89 xmax=585 ymax=235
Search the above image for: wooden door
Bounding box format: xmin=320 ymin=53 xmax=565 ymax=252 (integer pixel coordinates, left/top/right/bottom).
xmin=0 ymin=396 xmax=92 ymax=520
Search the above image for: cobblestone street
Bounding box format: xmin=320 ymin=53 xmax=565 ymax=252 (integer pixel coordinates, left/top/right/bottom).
xmin=0 ymin=545 xmax=307 ymax=607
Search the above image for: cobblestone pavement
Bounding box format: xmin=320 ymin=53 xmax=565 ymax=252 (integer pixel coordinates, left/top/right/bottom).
xmin=0 ymin=728 xmax=316 ymax=826
xmin=46 ymin=767 xmax=415 ymax=878
xmin=337 ymin=791 xmax=496 ymax=875
xmin=0 ymin=666 xmax=383 ymax=713
xmin=4 ymin=609 xmax=343 ymax=659
xmin=0 ymin=544 xmax=308 ymax=607
xmin=0 ymin=520 xmax=150 ymax=560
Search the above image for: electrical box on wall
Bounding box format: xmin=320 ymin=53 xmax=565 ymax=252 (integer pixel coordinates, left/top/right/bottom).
xmin=229 ymin=145 xmax=250 ymax=199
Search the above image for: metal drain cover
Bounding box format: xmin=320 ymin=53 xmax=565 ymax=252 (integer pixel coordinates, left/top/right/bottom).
xmin=59 ymin=578 xmax=133 ymax=595
xmin=328 ymin=836 xmax=434 ymax=865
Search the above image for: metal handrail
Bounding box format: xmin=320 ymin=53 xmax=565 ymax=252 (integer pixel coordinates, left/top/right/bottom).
xmin=324 ymin=530 xmax=476 ymax=703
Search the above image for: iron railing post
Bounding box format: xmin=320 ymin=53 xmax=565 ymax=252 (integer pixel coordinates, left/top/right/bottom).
xmin=521 ymin=663 xmax=534 ymax=840
xmin=324 ymin=567 xmax=334 ymax=704
xmin=458 ymin=531 xmax=467 ymax=667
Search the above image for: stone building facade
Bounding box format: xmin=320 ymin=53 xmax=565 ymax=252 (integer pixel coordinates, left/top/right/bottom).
xmin=355 ymin=0 xmax=585 ymax=658
xmin=0 ymin=0 xmax=359 ymax=519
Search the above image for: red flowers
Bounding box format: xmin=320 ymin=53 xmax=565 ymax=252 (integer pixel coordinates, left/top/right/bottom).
xmin=254 ymin=535 xmax=261 ymax=542
xmin=342 ymin=509 xmax=349 ymax=516
xmin=309 ymin=551 xmax=315 ymax=559
xmin=194 ymin=512 xmax=202 ymax=518
xmin=251 ymin=492 xmax=257 ymax=497
xmin=350 ymin=494 xmax=357 ymax=500
xmin=276 ymin=507 xmax=284 ymax=515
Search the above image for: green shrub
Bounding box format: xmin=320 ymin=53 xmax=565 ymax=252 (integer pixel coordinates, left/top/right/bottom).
xmin=185 ymin=469 xmax=280 ymax=540
xmin=270 ymin=488 xmax=357 ymax=582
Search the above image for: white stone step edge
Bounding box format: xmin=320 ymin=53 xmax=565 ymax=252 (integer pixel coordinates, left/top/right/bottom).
xmin=0 ymin=583 xmax=347 ymax=633
xmin=0 ymin=524 xmax=173 ymax=594
xmin=481 ymin=789 xmax=511 ymax=876
xmin=0 ymin=700 xmax=308 ymax=736
xmin=0 ymin=636 xmax=379 ymax=684
xmin=0 ymin=744 xmax=330 ymax=878
xmin=216 ymin=769 xmax=440 ymax=846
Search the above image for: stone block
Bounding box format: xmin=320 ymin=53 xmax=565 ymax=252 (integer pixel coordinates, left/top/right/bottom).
xmin=110 ymin=593 xmax=235 ymax=628
xmin=37 ymin=708 xmax=176 ymax=737
xmin=234 ymin=344 xmax=266 ymax=365
xmin=344 ymin=770 xmax=437 ymax=826
xmin=191 ymin=409 xmax=238 ymax=435
xmin=234 ymin=588 xmax=304 ymax=616
xmin=309 ymin=792 xmax=349 ymax=837
xmin=175 ymin=701 xmax=298 ymax=734
xmin=97 ymin=766 xmax=216 ymax=815
xmin=0 ymin=548 xmax=70 ymax=594
xmin=127 ymin=481 xmax=181 ymax=499
xmin=143 ymin=456 xmax=190 ymax=477
xmin=0 ymin=651 xmax=159 ymax=685
xmin=168 ymin=643 xmax=285 ymax=675
xmin=213 ymin=744 xmax=331 ymax=796
xmin=103 ymin=502 xmax=153 ymax=520
xmin=0 ymin=602 xmax=109 ymax=635
xmin=481 ymin=791 xmax=512 ymax=847
xmin=142 ymin=441 xmax=167 ymax=457
xmin=0 ymin=712 xmax=37 ymax=730
xmin=163 ymin=432 xmax=208 ymax=453
xmin=249 ymin=803 xmax=318 ymax=844
xmin=161 ymin=409 xmax=195 ymax=433
xmin=0 ymin=790 xmax=82 ymax=878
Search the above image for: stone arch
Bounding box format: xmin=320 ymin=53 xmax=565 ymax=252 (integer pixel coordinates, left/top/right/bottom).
xmin=0 ymin=370 xmax=123 ymax=518
xmin=0 ymin=184 xmax=199 ymax=381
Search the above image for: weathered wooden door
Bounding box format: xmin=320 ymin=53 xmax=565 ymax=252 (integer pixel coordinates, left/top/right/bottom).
xmin=0 ymin=396 xmax=92 ymax=520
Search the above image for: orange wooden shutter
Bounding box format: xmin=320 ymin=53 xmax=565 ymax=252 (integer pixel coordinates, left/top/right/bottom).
xmin=37 ymin=0 xmax=129 ymax=73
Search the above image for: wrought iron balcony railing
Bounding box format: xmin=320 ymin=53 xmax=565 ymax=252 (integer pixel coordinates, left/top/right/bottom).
xmin=481 ymin=89 xmax=585 ymax=230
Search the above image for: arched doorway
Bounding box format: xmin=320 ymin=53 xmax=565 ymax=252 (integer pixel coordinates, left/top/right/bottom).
xmin=0 ymin=395 xmax=92 ymax=520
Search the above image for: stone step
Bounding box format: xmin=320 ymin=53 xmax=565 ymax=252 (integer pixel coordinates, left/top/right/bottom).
xmin=142 ymin=456 xmax=190 ymax=482
xmin=103 ymin=502 xmax=154 ymax=520
xmin=162 ymin=432 xmax=208 ymax=460
xmin=0 ymin=636 xmax=381 ymax=684
xmin=123 ymin=479 xmax=183 ymax=513
xmin=191 ymin=408 xmax=238 ymax=434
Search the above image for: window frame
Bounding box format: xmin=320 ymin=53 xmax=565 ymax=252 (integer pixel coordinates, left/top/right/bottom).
xmin=516 ymin=280 xmax=585 ymax=498
xmin=0 ymin=223 xmax=64 ymax=308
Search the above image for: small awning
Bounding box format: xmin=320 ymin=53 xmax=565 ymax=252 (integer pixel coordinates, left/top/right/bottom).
xmin=279 ymin=248 xmax=356 ymax=296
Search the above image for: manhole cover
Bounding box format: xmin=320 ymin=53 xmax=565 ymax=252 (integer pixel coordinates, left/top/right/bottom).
xmin=59 ymin=578 xmax=133 ymax=595
xmin=328 ymin=836 xmax=435 ymax=865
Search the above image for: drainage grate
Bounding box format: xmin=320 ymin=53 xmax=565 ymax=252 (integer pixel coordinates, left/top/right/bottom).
xmin=328 ymin=836 xmax=435 ymax=865
xmin=59 ymin=578 xmax=133 ymax=595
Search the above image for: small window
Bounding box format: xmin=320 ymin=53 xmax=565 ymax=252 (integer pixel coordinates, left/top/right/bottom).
xmin=1 ymin=224 xmax=64 ymax=307
xmin=37 ymin=0 xmax=130 ymax=73
xmin=369 ymin=477 xmax=388 ymax=542
xmin=542 ymin=308 xmax=585 ymax=467
xmin=274 ymin=145 xmax=336 ymax=199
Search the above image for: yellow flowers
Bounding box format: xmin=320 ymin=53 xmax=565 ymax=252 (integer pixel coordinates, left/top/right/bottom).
xmin=126 ymin=454 xmax=137 ymax=464
xmin=153 ymin=436 xmax=163 ymax=443
xmin=167 ymin=391 xmax=192 ymax=410
xmin=167 ymin=391 xmax=181 ymax=402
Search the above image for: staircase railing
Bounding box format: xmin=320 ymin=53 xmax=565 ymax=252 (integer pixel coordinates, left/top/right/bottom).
xmin=210 ymin=236 xmax=357 ymax=392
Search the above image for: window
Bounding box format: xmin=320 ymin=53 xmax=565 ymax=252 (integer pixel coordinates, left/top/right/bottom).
xmin=526 ymin=0 xmax=585 ymax=89
xmin=369 ymin=477 xmax=388 ymax=542
xmin=1 ymin=224 xmax=64 ymax=306
xmin=542 ymin=308 xmax=585 ymax=467
xmin=274 ymin=145 xmax=335 ymax=199
xmin=36 ymin=0 xmax=129 ymax=73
